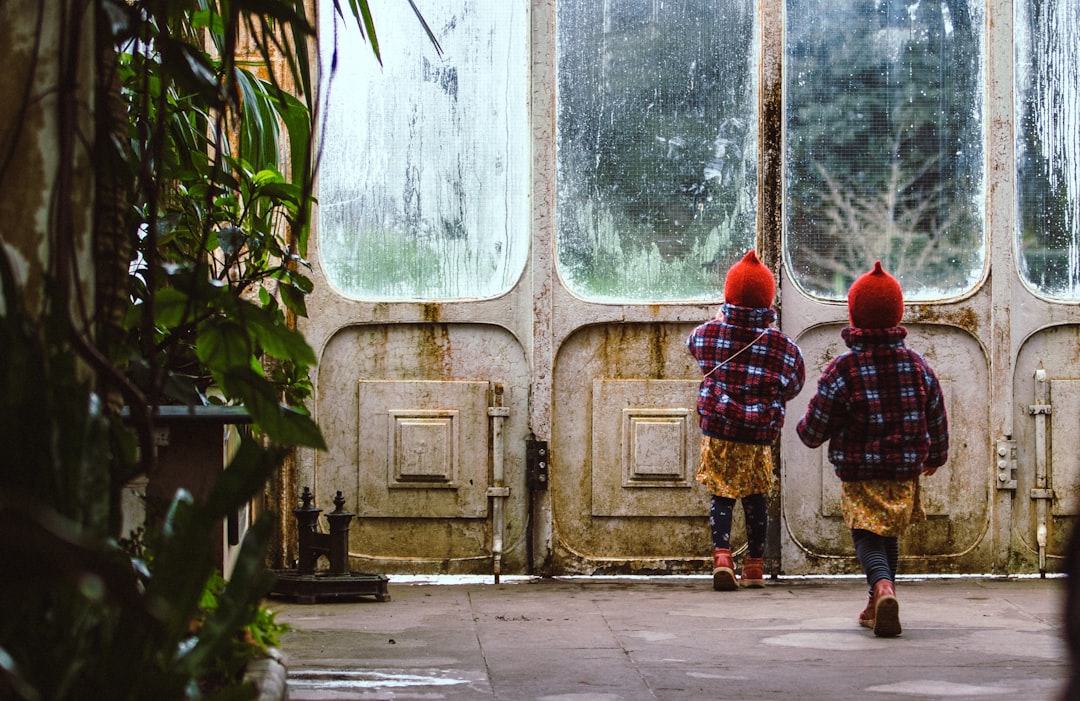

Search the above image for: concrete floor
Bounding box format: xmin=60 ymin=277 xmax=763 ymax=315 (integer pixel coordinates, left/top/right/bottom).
xmin=270 ymin=574 xmax=1071 ymax=700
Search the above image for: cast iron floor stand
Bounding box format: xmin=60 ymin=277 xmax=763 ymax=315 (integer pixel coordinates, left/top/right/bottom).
xmin=270 ymin=488 xmax=391 ymax=603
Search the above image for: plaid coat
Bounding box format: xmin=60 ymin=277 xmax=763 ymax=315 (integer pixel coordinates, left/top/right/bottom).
xmin=688 ymin=304 xmax=805 ymax=445
xmin=796 ymin=326 xmax=949 ymax=481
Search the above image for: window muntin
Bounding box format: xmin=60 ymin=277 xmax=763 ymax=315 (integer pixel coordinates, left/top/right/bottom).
xmin=317 ymin=1 xmax=529 ymax=301
xmin=1016 ymin=0 xmax=1080 ymax=299
xmin=555 ymin=0 xmax=758 ymax=302
xmin=785 ymin=0 xmax=986 ymax=301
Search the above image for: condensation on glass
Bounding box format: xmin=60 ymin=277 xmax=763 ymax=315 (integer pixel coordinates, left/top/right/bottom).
xmin=785 ymin=0 xmax=986 ymax=302
xmin=316 ymin=2 xmax=529 ymax=300
xmin=1016 ymin=0 xmax=1080 ymax=299
xmin=556 ymin=0 xmax=758 ymax=302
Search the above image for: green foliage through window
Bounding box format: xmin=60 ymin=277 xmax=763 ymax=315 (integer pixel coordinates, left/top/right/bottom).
xmin=785 ymin=0 xmax=986 ymax=300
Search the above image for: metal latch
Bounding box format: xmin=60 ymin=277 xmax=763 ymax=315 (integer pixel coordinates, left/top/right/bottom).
xmin=527 ymin=439 xmax=549 ymax=490
xmin=995 ymin=439 xmax=1016 ymax=490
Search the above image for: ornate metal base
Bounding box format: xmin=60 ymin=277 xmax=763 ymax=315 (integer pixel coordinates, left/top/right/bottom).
xmin=270 ymin=571 xmax=391 ymax=604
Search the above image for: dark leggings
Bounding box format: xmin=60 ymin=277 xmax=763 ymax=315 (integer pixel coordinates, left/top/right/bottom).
xmin=851 ymin=529 xmax=899 ymax=588
xmin=710 ymin=494 xmax=767 ymax=558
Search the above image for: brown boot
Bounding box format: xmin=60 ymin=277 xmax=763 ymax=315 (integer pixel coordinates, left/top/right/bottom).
xmin=740 ymin=557 xmax=765 ymax=588
xmin=872 ymin=579 xmax=901 ymax=637
xmin=858 ymin=590 xmax=875 ymax=628
xmin=712 ymin=548 xmax=737 ymax=591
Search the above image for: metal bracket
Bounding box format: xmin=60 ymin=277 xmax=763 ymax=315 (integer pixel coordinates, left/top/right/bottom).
xmin=526 ymin=439 xmax=549 ymax=490
xmin=995 ymin=439 xmax=1017 ymax=491
xmin=486 ymin=486 xmax=511 ymax=498
xmin=1028 ymin=404 xmax=1052 ymax=415
xmin=1030 ymin=488 xmax=1055 ymax=500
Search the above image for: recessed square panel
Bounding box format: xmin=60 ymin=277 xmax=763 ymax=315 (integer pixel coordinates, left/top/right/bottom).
xmin=389 ymin=410 xmax=457 ymax=486
xmin=358 ymin=380 xmax=490 ymax=518
xmin=1051 ymin=379 xmax=1080 ymax=516
xmin=623 ymin=411 xmax=691 ymax=486
xmin=591 ymin=379 xmax=704 ymax=517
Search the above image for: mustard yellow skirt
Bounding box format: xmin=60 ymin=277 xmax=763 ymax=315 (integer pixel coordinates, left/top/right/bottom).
xmin=696 ymin=436 xmax=774 ymax=499
xmin=841 ymin=478 xmax=926 ymax=537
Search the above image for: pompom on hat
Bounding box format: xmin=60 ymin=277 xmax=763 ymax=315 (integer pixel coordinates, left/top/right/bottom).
xmin=724 ymin=249 xmax=775 ymax=308
xmin=848 ymin=261 xmax=904 ymax=329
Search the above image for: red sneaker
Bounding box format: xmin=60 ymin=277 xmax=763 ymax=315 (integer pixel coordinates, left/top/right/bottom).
xmin=872 ymin=579 xmax=901 ymax=637
xmin=712 ymin=548 xmax=737 ymax=591
xmin=858 ymin=592 xmax=875 ymax=628
xmin=740 ymin=557 xmax=765 ymax=588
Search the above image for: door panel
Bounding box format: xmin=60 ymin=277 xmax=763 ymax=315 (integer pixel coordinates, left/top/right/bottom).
xmin=296 ymin=0 xmax=1080 ymax=579
xmin=590 ymin=379 xmax=702 ymax=517
xmin=313 ymin=323 xmax=529 ymax=572
xmin=781 ymin=322 xmax=993 ymax=573
xmin=1013 ymin=325 xmax=1080 ymax=568
xmin=1048 ymin=379 xmax=1080 ymax=518
xmin=550 ymin=323 xmax=718 ymax=573
xmin=357 ymin=380 xmax=491 ymax=518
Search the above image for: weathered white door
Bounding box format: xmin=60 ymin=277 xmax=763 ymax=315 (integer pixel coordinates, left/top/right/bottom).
xmin=300 ymin=0 xmax=535 ymax=575
xmin=300 ymin=0 xmax=1080 ymax=577
xmin=1004 ymin=0 xmax=1080 ymax=578
xmin=777 ymin=0 xmax=1080 ymax=577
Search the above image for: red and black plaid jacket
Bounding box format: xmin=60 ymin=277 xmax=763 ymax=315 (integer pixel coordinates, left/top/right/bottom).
xmin=688 ymin=304 xmax=805 ymax=445
xmin=796 ymin=326 xmax=949 ymax=481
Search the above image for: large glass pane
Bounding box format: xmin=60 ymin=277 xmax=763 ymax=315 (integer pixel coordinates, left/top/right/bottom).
xmin=556 ymin=0 xmax=758 ymax=302
xmin=785 ymin=0 xmax=985 ymax=301
xmin=1016 ymin=0 xmax=1080 ymax=299
xmin=317 ymin=2 xmax=529 ymax=300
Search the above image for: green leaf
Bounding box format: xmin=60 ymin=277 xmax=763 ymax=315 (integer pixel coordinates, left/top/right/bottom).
xmin=205 ymin=437 xmax=285 ymax=519
xmin=160 ymin=37 xmax=223 ymax=107
xmin=288 ymin=268 xmax=314 ymax=293
xmin=196 ymin=319 xmax=253 ymax=371
xmin=247 ymin=310 xmax=316 ymax=366
xmin=144 ymin=497 xmax=217 ymax=649
xmin=278 ymin=282 xmax=308 ymax=317
xmin=216 ymin=225 xmax=246 ymax=255
xmin=255 ymin=181 xmax=302 ymax=209
xmin=147 ymin=287 xmax=195 ymax=329
xmin=191 ymin=9 xmax=226 ymax=34
xmin=251 ymin=168 xmax=283 ymax=187
xmin=276 ymin=89 xmax=312 ymax=186
xmin=217 ymin=367 xmax=325 ymax=449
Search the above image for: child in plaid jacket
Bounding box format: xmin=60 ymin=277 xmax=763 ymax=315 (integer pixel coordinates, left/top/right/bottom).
xmin=688 ymin=250 xmax=805 ymax=591
xmin=797 ymin=261 xmax=948 ymax=637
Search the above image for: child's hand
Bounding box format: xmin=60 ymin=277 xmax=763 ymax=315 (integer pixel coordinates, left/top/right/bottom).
xmin=922 ymin=466 xmax=938 ymax=476
xmin=715 ymin=308 xmax=725 ymax=321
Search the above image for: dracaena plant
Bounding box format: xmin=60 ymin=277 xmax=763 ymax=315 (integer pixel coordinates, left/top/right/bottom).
xmin=113 ymin=0 xmax=325 ymax=450
xmin=111 ymin=0 xmax=435 ymax=450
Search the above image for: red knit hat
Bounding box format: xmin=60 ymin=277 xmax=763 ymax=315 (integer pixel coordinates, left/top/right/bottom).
xmin=848 ymin=261 xmax=904 ymax=329
xmin=724 ymin=250 xmax=775 ymax=308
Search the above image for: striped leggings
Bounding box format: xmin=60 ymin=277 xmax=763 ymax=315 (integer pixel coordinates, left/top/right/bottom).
xmin=851 ymin=528 xmax=899 ymax=587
